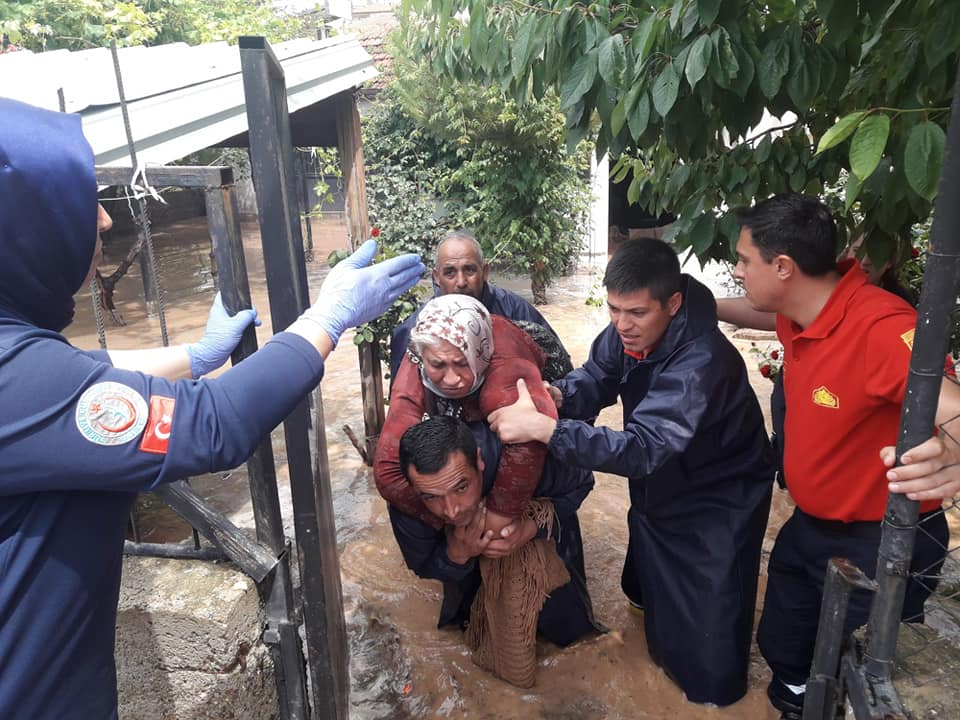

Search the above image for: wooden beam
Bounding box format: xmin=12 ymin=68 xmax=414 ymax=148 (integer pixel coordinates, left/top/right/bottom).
xmin=336 ymin=91 xmax=385 ymax=464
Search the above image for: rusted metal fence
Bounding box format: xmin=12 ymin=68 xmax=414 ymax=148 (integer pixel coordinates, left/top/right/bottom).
xmin=804 ymin=62 xmax=960 ymax=720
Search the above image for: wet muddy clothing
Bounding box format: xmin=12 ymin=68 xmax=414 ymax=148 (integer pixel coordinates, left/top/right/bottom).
xmin=389 ymin=282 xmax=557 ymax=382
xmin=548 ymin=275 xmax=774 ymax=706
xmin=388 ymin=424 xmax=598 ymax=647
xmin=375 ymin=315 xmax=558 ymax=524
xmin=759 ymin=262 xmax=948 ymax=694
xmin=0 ymin=99 xmax=327 ymax=719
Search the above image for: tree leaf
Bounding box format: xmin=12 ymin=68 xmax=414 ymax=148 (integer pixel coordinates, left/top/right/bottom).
xmin=767 ymin=0 xmax=798 ymax=23
xmin=611 ymin=96 xmax=627 ymax=137
xmin=681 ymin=2 xmax=699 ymax=39
xmin=689 ymin=212 xmax=717 ymax=256
xmin=685 ymin=33 xmax=713 ymax=89
xmin=669 ymin=0 xmax=684 ymax=31
xmin=627 ymin=89 xmax=650 ymax=139
xmin=627 ymin=171 xmax=646 ymax=205
xmin=532 ymin=60 xmax=545 ymax=100
xmin=754 ymin=134 xmax=772 ymax=163
xmin=566 ymin=118 xmax=591 ymax=155
xmin=904 ymin=121 xmax=946 ymax=201
xmin=786 ymin=43 xmax=820 ymax=110
xmin=714 ymin=27 xmax=739 ymax=85
xmin=632 ymin=13 xmax=660 ymax=67
xmin=822 ymin=0 xmax=858 ymax=47
xmin=816 ymin=111 xmax=867 ymax=154
xmin=598 ymin=33 xmax=627 ymax=90
xmin=698 ymin=0 xmax=722 ymax=27
xmin=923 ymin=2 xmax=960 ymax=69
xmin=511 ymin=13 xmax=537 ymax=80
xmin=849 ymin=113 xmax=890 ymax=181
xmin=730 ymin=40 xmax=755 ymax=98
xmin=652 ymin=61 xmax=680 ymax=116
xmin=757 ymin=37 xmax=790 ymax=98
xmin=611 ymin=156 xmax=632 ymax=183
xmin=560 ymin=49 xmax=598 ymax=110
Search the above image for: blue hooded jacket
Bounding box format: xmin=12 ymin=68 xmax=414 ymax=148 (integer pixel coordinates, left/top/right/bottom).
xmin=0 ymin=99 xmax=325 ymax=718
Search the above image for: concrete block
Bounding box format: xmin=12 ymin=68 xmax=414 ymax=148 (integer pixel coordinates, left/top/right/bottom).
xmin=116 ymin=556 xmax=276 ymax=719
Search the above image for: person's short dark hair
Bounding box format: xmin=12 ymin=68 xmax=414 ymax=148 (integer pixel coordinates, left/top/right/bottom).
xmin=735 ymin=193 xmax=837 ymax=276
xmin=603 ymin=237 xmax=681 ymax=305
xmin=399 ymin=416 xmax=478 ymax=480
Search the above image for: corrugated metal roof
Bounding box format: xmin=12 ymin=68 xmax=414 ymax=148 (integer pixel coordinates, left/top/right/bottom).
xmin=0 ymin=36 xmax=378 ymax=166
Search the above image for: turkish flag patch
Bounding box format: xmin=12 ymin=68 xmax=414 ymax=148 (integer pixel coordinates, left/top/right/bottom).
xmin=140 ymin=395 xmax=176 ymax=455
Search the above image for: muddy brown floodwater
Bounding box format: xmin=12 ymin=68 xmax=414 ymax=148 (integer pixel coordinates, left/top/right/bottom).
xmin=68 ymin=211 xmax=798 ymax=719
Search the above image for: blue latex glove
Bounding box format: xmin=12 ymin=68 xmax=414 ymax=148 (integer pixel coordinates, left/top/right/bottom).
xmin=304 ymin=239 xmax=424 ymax=346
xmin=186 ymin=292 xmax=260 ymax=378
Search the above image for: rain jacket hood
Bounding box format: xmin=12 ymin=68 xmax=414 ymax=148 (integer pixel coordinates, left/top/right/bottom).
xmin=0 ymin=98 xmax=98 ymax=331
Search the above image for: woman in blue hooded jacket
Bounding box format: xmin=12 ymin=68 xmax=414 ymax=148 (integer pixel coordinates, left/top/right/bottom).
xmin=0 ymin=98 xmax=423 ymax=719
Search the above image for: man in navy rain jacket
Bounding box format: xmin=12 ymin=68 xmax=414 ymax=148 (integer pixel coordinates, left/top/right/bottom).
xmin=388 ymin=416 xmax=599 ymax=646
xmin=0 ymin=98 xmax=423 ymax=719
xmin=489 ymin=237 xmax=774 ymax=707
xmin=389 ymin=230 xmax=564 ymax=382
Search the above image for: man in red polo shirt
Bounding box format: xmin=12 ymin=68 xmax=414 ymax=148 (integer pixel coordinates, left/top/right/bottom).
xmin=727 ymin=193 xmax=960 ymax=719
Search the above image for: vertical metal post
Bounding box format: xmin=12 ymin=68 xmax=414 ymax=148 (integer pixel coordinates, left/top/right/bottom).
xmin=205 ymin=179 xmax=311 ymax=720
xmin=864 ymin=61 xmax=960 ymax=679
xmin=109 ymin=41 xmax=166 ymax=335
xmin=297 ymin=151 xmax=315 ymax=261
xmin=239 ymin=36 xmax=349 ymax=720
xmin=803 ymin=559 xmax=876 ymax=720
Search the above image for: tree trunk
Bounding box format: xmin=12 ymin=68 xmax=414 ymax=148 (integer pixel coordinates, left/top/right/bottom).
xmin=531 ymin=259 xmax=547 ymax=305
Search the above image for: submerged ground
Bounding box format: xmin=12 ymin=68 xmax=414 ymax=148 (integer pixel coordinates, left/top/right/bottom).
xmin=66 ymin=211 xmax=958 ymax=719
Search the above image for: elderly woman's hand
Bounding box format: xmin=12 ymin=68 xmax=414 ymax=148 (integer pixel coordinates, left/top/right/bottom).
xmin=482 ymin=515 xmax=538 ymax=559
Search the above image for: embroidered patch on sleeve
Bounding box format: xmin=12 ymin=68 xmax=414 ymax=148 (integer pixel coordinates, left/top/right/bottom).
xmin=901 ymin=329 xmax=915 ymax=351
xmin=75 ymin=382 xmax=149 ymax=446
xmin=140 ymin=395 xmax=176 ymax=455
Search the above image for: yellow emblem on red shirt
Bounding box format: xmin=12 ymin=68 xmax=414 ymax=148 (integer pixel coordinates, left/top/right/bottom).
xmin=901 ymin=328 xmax=915 ymax=351
xmin=812 ymin=385 xmax=839 ymax=409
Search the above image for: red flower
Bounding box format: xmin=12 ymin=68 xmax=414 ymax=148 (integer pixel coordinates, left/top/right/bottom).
xmin=770 ymin=350 xmax=779 ymax=360
xmin=370 ymin=227 xmax=381 ymax=238
xmin=760 ymin=364 xmax=772 ymax=378
xmin=911 ymin=246 xmax=920 ymax=258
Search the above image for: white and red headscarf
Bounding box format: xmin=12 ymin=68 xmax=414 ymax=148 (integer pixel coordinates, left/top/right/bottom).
xmin=409 ymin=294 xmax=494 ymax=397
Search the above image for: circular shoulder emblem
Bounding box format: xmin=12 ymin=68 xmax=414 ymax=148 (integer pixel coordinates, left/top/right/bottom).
xmin=75 ymin=381 xmax=149 ymax=446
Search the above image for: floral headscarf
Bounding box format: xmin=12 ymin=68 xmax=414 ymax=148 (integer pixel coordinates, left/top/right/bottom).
xmin=409 ymin=294 xmax=494 ymax=397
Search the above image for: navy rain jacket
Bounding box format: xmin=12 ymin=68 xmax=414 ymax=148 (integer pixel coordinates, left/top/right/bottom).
xmin=550 ymin=275 xmax=773 ymax=706
xmin=0 ymin=99 xmax=326 ymax=719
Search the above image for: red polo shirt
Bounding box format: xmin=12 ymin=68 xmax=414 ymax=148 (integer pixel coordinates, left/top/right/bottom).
xmin=777 ymin=261 xmax=941 ymax=521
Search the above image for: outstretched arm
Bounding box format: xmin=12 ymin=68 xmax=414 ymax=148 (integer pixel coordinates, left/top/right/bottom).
xmin=715 ymin=296 xmax=776 ymax=331
xmin=108 ymin=292 xmax=259 ymax=380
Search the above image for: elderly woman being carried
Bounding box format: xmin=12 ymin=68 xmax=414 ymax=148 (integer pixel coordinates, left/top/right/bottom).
xmin=373 ymin=294 xmax=599 ymax=687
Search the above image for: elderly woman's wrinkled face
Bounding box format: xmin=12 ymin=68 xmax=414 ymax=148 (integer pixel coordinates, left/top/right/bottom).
xmin=420 ymin=339 xmax=475 ymax=399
